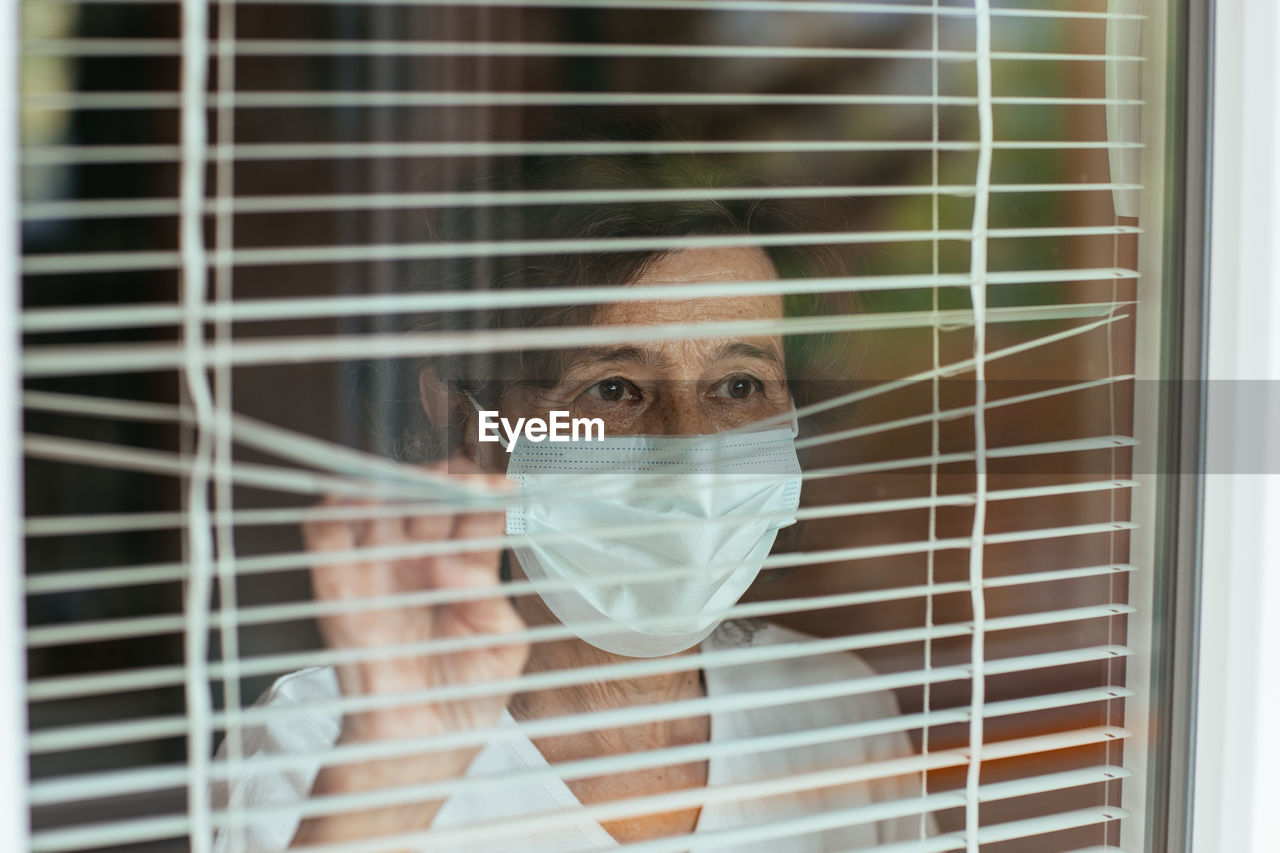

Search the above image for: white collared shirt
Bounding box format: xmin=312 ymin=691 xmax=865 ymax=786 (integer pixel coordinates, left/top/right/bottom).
xmin=213 ymin=623 xmax=932 ymax=851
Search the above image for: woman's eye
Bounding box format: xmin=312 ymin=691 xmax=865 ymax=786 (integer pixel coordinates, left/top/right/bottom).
xmin=714 ymin=376 xmax=762 ymax=399
xmin=587 ymin=378 xmax=636 ymax=403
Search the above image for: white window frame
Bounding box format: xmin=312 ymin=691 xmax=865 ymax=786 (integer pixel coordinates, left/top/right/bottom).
xmin=2 ymin=0 xmax=29 ymax=847
xmin=1193 ymin=0 xmax=1280 ymax=851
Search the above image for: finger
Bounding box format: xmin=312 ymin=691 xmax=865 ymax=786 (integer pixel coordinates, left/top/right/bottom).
xmin=414 ymin=453 xmax=511 ymax=553
xmin=350 ymin=513 xmax=422 ymax=599
xmin=439 ymin=451 xmax=513 ymax=492
xmin=442 ymin=508 xmax=523 ymax=638
xmin=355 ymin=511 xmax=409 ymax=554
xmin=406 ymin=508 xmax=451 ymax=544
xmin=305 ymin=497 xmax=366 ymax=607
xmin=302 ymin=495 xmax=362 ymax=554
xmin=436 ymin=506 xmax=507 ymax=590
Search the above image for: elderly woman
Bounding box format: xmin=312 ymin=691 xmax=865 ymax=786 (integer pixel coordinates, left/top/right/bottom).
xmin=215 ymin=156 xmax=930 ymax=851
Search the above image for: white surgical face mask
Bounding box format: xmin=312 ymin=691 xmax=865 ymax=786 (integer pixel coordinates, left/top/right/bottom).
xmin=469 ymin=397 xmax=802 ymax=657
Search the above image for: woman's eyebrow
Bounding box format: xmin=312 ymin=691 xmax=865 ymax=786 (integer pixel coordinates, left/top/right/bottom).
xmin=561 ymin=346 xmax=661 ymax=373
xmin=713 ymin=342 xmax=785 ymax=369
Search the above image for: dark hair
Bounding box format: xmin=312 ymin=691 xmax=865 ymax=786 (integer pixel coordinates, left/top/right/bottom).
xmin=352 ymin=151 xmax=859 ymax=462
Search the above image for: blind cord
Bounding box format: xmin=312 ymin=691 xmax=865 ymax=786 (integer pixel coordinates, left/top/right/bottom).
xmin=212 ymin=0 xmax=244 ymax=849
xmin=177 ymin=0 xmax=215 ymax=849
xmin=965 ymin=0 xmax=995 ymax=849
xmin=920 ymin=0 xmax=942 ymax=839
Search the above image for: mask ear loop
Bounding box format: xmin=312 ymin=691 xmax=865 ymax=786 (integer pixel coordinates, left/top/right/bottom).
xmin=747 ymin=400 xmax=800 ymax=438
xmin=712 ymin=395 xmax=801 ymax=441
xmin=464 ymin=390 xmax=531 ymax=539
xmin=462 ymin=390 xmax=513 ymax=452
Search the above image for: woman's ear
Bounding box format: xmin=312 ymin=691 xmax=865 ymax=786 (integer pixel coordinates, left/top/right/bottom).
xmin=417 ymin=363 xmax=450 ymax=425
xmin=417 ymin=364 xmax=476 ymax=462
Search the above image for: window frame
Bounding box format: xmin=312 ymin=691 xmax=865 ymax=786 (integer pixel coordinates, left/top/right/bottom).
xmin=1192 ymin=0 xmax=1280 ymax=850
xmin=2 ymin=0 xmax=28 ymax=846
xmin=1120 ymin=0 xmax=1213 ymax=851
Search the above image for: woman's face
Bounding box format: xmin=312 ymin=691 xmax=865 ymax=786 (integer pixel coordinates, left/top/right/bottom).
xmin=487 ymin=246 xmax=790 ymax=459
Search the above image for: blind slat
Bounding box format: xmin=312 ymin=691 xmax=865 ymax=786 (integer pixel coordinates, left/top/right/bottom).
xmin=21 ymin=38 xmax=1144 ymax=62
xmin=20 ymin=185 xmax=1144 ymax=222
xmin=16 ymin=2 xmax=1149 ymax=22
xmin=978 ymin=807 xmax=1128 ymax=845
xmin=23 ymin=448 xmax=1138 ymax=532
xmin=19 ymin=36 xmax=1148 ymax=60
xmin=22 ymin=302 xmax=1130 ymax=376
xmin=22 ymin=139 xmax=1145 ymax=167
xmin=23 ymin=269 xmax=1140 ymax=333
xmin=20 ymin=225 xmax=1144 ymax=276
xmin=23 ymin=91 xmax=1146 ymax=111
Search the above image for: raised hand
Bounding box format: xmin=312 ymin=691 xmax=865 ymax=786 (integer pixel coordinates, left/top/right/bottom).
xmin=291 ymin=456 xmax=526 ymax=846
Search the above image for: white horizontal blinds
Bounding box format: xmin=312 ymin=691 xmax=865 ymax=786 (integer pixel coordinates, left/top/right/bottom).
xmin=26 ymin=650 xmax=1132 ymax=765
xmin=28 ymin=684 xmax=1136 ymax=805
xmin=30 ymin=745 xmax=1132 ymax=852
xmin=19 ymin=1 xmax=1144 ymax=853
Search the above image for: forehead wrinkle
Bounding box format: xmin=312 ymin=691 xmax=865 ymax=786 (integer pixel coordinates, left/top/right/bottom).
xmin=713 ymin=341 xmax=785 ymax=370
xmin=560 ymin=345 xmax=667 ymax=375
